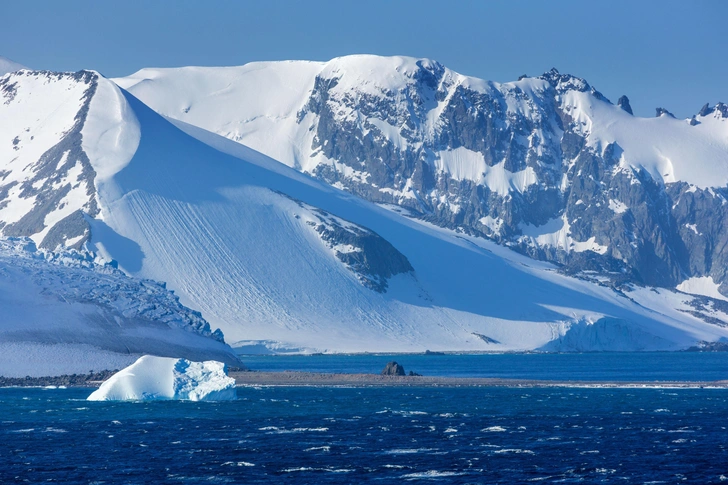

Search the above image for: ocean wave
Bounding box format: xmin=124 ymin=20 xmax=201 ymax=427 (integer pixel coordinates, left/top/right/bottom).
xmin=385 ymin=448 xmax=438 ymax=455
xmin=281 ymin=467 xmax=353 ymax=473
xmin=304 ymin=446 xmax=331 ymax=452
xmin=258 ymin=426 xmax=329 ymax=434
xmin=494 ymin=449 xmax=535 ymax=455
xmin=401 ymin=470 xmax=467 ymax=479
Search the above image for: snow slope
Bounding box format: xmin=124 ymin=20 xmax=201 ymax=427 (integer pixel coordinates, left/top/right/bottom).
xmin=557 ymin=88 xmax=728 ymax=188
xmin=91 ymin=81 xmax=728 ymax=352
xmin=2 ymin=68 xmax=728 ymax=354
xmin=0 ymin=238 xmax=239 ymax=377
xmin=87 ymin=355 xmax=236 ymax=401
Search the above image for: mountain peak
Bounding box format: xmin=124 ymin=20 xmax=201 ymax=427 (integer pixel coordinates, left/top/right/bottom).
xmin=617 ymin=95 xmax=633 ymax=115
xmin=538 ymin=68 xmax=610 ymax=103
xmin=697 ymin=102 xmax=728 ymax=119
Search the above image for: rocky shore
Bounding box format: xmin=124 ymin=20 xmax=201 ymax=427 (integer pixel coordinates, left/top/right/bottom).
xmin=0 ymin=370 xmax=117 ymax=388
xmin=229 ymin=371 xmax=728 ymax=389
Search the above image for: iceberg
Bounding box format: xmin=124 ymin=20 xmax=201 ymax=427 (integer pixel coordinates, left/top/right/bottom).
xmin=87 ymin=355 xmax=237 ymax=401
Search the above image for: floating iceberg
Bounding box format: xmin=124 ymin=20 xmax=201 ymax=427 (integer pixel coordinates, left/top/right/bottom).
xmin=87 ymin=355 xmax=237 ymax=401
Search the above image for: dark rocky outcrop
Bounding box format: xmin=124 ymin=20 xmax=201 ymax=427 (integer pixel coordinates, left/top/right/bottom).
xmin=290 ymin=63 xmax=728 ymax=299
xmin=381 ymin=361 xmax=406 ymax=376
xmin=655 ymin=107 xmax=675 ymax=118
xmin=1 ymin=70 xmax=100 ymax=244
xmin=617 ymin=95 xmax=633 ymax=115
xmin=285 ymin=194 xmax=414 ymax=292
xmin=0 ymin=370 xmax=117 ymax=387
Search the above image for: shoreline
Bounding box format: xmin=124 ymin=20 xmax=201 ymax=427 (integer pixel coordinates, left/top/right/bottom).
xmin=2 ymin=370 xmax=727 ymax=389
xmin=229 ymin=371 xmax=728 ymax=389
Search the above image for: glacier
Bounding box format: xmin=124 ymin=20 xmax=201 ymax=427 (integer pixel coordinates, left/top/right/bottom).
xmin=0 ymin=237 xmax=239 ymax=377
xmin=87 ymin=355 xmax=237 ymax=401
xmin=1 ymin=64 xmax=728 ymax=357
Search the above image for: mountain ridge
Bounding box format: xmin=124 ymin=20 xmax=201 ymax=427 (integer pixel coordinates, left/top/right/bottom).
xmin=113 ymin=54 xmax=728 ymax=297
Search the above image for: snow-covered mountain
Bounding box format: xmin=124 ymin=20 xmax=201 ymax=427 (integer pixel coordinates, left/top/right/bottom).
xmin=114 ymin=55 xmax=728 ymax=299
xmin=1 ymin=65 xmax=727 ymax=356
xmin=0 ymin=237 xmax=238 ymax=377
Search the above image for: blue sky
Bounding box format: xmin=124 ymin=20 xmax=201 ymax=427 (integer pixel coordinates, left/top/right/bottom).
xmin=2 ymin=0 xmax=726 ymax=118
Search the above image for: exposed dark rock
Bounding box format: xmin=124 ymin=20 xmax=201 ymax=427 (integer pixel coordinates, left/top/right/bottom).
xmin=284 ymin=193 xmax=414 ymax=292
xmin=617 ymin=95 xmax=633 ymax=115
xmin=1 ymin=70 xmax=100 ymax=245
xmin=684 ymin=340 xmax=728 ymax=352
xmin=381 ymin=361 xmax=406 ymax=376
xmin=714 ymin=102 xmax=728 ymax=118
xmin=39 ymin=210 xmax=90 ymax=250
xmin=472 ymin=333 xmax=500 ymax=344
xmin=655 ymin=107 xmax=675 ymax=118
xmin=0 ymin=370 xmax=118 ymax=387
xmin=289 ymin=64 xmax=728 ymax=302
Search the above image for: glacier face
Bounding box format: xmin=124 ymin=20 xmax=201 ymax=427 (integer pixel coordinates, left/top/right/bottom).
xmin=1 ymin=65 xmax=727 ymax=356
xmin=114 ymin=55 xmax=728 ymax=295
xmin=0 ymin=238 xmax=239 ymax=377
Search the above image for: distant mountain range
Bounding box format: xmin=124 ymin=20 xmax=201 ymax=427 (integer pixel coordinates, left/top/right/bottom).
xmin=1 ymin=55 xmax=727 ymax=370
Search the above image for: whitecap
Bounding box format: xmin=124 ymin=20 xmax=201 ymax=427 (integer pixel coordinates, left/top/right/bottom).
xmin=260 ymin=426 xmax=329 ymax=434
xmin=385 ymin=448 xmax=437 ymax=455
xmin=393 ymin=410 xmax=428 ymax=416
xmin=281 ymin=467 xmax=352 ymax=473
xmin=304 ymin=446 xmax=331 ymax=452
xmin=401 ymin=470 xmax=466 ymax=479
xmin=494 ymin=449 xmax=535 ymax=455
xmin=481 ymin=426 xmax=506 ymax=432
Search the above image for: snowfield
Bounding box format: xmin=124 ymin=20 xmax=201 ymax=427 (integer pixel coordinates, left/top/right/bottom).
xmin=1 ymin=63 xmax=728 ymax=362
xmin=87 ymin=355 xmax=236 ymax=401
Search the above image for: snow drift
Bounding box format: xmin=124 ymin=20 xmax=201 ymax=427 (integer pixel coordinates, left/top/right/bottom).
xmin=87 ymin=355 xmax=236 ymax=401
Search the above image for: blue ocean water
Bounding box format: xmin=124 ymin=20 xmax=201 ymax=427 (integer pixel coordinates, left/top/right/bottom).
xmin=2 ymin=385 xmax=728 ymax=484
xmin=241 ymin=352 xmax=728 ymax=381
